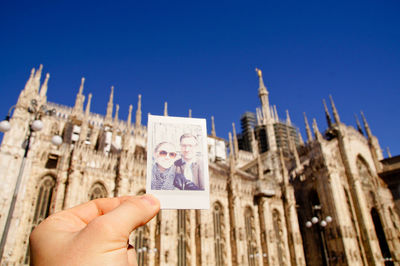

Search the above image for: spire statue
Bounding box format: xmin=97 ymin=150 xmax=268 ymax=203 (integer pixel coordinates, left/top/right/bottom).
xmin=255 ymin=67 xmax=271 ymax=123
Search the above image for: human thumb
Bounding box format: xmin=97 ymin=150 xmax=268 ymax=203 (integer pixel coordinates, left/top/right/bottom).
xmin=84 ymin=194 xmax=160 ymax=241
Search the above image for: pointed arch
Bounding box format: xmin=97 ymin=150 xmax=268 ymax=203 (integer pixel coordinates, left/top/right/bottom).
xmin=213 ymin=201 xmax=226 ymax=266
xmin=356 ymin=155 xmax=375 ymax=188
xmin=244 ymin=206 xmax=257 ymax=266
xmin=25 ymin=175 xmax=56 ymax=264
xmin=88 ymin=182 xmax=108 ymax=200
xmin=371 ymin=207 xmax=393 ymax=262
xmin=272 ymin=209 xmax=285 ymax=266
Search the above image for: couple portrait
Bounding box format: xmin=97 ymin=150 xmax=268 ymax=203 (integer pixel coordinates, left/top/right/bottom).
xmin=151 ymin=133 xmax=204 ymax=191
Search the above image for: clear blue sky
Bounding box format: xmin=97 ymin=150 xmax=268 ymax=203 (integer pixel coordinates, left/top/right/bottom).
xmin=0 ymin=0 xmax=399 ymax=156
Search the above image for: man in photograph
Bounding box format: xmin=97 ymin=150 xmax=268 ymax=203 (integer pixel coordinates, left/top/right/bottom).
xmin=175 ymin=133 xmax=204 ymax=190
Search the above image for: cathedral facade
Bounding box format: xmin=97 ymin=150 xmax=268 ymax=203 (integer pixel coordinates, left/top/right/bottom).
xmin=0 ymin=65 xmax=399 ymax=265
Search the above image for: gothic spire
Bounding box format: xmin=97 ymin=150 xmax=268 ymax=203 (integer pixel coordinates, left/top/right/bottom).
xmin=286 ymin=109 xmax=292 ymax=126
xmin=33 ymin=64 xmax=43 ymax=93
xmin=386 ymin=147 xmax=392 ymax=158
xmin=135 ymin=94 xmax=142 ymax=127
xmin=127 ymin=104 xmax=133 ymax=128
xmin=23 ymin=68 xmax=35 ymax=93
xmin=228 ymin=132 xmax=236 ymax=171
xmin=228 ymin=132 xmax=234 ymax=159
xmin=360 ymin=111 xmax=373 ymax=139
xmin=251 ymin=128 xmax=259 ymax=156
xmin=105 ymin=86 xmax=114 ymax=123
xmin=354 ymin=114 xmax=364 ymax=135
xmin=39 ymin=73 xmax=50 ymax=99
xmin=114 ymin=104 xmax=119 ymax=123
xmin=278 ymin=148 xmax=289 ymax=185
xmin=164 ymin=102 xmax=168 ymax=116
xmin=312 ymin=118 xmax=322 ymax=140
xmin=303 ymin=112 xmax=313 ymax=142
xmin=274 ymin=105 xmax=279 ymax=122
xmin=323 ymin=99 xmax=332 ymax=127
xmin=270 ymin=106 xmax=275 ymax=122
xmin=211 ymin=116 xmax=216 ymax=137
xmin=85 ymin=93 xmax=92 ymax=117
xmin=73 ymin=77 xmax=85 ymax=114
xmin=298 ymin=129 xmax=304 ymax=145
xmin=255 ymin=68 xmax=272 ymax=123
xmin=329 ymin=95 xmax=341 ymax=124
xmin=256 ymin=67 xmax=268 ymax=96
xmin=256 ymin=107 xmax=262 ymax=125
xmin=232 ymin=122 xmax=239 ymax=157
xmin=79 ymin=93 xmax=92 ymax=145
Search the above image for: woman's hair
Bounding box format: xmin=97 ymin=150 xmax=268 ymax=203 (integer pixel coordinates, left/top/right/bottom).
xmin=154 ymin=141 xmax=175 ymax=153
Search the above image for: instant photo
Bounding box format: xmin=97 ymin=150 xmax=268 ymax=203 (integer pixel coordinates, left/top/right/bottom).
xmin=146 ymin=114 xmax=210 ymax=209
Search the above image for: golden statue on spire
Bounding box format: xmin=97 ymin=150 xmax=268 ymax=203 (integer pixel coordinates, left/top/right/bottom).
xmin=255 ymin=68 xmax=262 ymax=78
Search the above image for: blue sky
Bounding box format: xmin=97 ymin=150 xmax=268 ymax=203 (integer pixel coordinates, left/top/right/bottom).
xmin=0 ymin=0 xmax=399 ymax=156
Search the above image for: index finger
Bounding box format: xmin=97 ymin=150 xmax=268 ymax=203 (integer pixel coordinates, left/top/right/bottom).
xmin=61 ymin=196 xmax=133 ymax=225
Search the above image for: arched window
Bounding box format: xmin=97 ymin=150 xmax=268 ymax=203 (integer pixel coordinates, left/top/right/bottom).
xmin=88 ymin=182 xmax=107 ymax=200
xmin=245 ymin=207 xmax=257 ymax=266
xmin=25 ymin=175 xmax=56 ymax=264
xmin=356 ymin=156 xmax=374 ymax=188
xmin=213 ymin=202 xmax=225 ymax=266
xmin=33 ymin=176 xmax=56 ymax=225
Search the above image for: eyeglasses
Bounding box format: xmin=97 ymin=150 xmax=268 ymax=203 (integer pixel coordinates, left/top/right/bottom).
xmin=158 ymin=150 xmax=177 ymax=159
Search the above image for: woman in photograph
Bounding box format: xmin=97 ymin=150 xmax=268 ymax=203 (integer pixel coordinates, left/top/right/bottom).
xmin=151 ymin=141 xmax=178 ymax=190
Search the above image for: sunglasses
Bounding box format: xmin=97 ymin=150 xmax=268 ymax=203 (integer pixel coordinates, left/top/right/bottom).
xmin=158 ymin=150 xmax=177 ymax=159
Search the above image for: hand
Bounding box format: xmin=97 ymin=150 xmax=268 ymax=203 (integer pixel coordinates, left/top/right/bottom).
xmin=29 ymin=195 xmax=160 ymax=266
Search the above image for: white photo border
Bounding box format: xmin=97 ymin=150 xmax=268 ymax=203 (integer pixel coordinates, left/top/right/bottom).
xmin=146 ymin=114 xmax=210 ymax=209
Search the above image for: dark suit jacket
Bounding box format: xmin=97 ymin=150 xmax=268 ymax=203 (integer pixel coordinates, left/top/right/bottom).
xmin=174 ymin=158 xmax=204 ymax=190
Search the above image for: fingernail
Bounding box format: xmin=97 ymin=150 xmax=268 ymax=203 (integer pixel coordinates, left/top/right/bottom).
xmin=140 ymin=194 xmax=158 ymax=206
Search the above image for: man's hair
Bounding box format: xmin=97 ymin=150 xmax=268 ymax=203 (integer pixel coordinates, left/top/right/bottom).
xmin=180 ymin=133 xmax=197 ymax=144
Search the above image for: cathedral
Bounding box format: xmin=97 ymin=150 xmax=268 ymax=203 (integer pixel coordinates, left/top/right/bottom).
xmin=0 ymin=65 xmax=399 ymax=265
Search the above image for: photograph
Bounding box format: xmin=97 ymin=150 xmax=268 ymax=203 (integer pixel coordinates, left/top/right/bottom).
xmin=146 ymin=114 xmax=210 ymax=209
